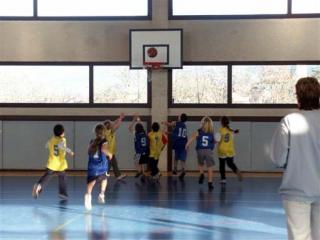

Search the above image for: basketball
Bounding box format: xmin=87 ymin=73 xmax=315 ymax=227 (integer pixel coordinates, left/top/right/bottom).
xmin=147 ymin=47 xmax=158 ymax=58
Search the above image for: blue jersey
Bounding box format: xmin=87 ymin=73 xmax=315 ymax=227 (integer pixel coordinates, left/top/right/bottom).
xmin=87 ymin=139 xmax=109 ymax=177
xmin=135 ymin=132 xmax=148 ymax=154
xmin=196 ymin=129 xmax=214 ymax=150
xmin=172 ymin=122 xmax=188 ymax=150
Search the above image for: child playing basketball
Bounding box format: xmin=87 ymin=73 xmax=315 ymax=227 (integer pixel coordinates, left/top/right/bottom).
xmin=162 ymin=113 xmax=188 ymax=180
xmin=104 ymin=113 xmax=126 ymax=180
xmin=129 ymin=115 xmax=149 ymax=182
xmin=148 ymin=122 xmax=167 ymax=183
xmin=32 ymin=124 xmax=74 ymax=200
xmin=216 ymin=116 xmax=242 ymax=184
xmin=84 ymin=124 xmax=112 ymax=211
xmin=185 ymin=117 xmax=215 ymax=191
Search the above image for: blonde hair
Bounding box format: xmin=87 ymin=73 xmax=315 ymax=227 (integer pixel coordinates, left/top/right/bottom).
xmin=201 ymin=116 xmax=214 ymax=134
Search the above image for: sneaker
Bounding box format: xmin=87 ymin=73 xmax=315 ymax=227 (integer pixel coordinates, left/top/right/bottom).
xmin=179 ymin=171 xmax=186 ymax=181
xmin=220 ymin=179 xmax=227 ymax=184
xmin=134 ymin=172 xmax=142 ymax=178
xmin=237 ymin=171 xmax=243 ymax=182
xmin=198 ymin=174 xmax=204 ymax=184
xmin=84 ymin=194 xmax=92 ymax=211
xmin=98 ymin=193 xmax=105 ymax=204
xmin=32 ymin=183 xmax=41 ymax=199
xmin=208 ymin=182 xmax=214 ymax=191
xmin=116 ymin=174 xmax=127 ymax=181
xmin=172 ymin=169 xmax=178 ymax=176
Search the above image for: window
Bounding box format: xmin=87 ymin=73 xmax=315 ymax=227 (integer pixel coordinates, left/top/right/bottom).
xmin=172 ymin=66 xmax=228 ymax=104
xmin=172 ymin=0 xmax=287 ymax=16
xmin=292 ymin=0 xmax=320 ymax=14
xmin=38 ymin=0 xmax=149 ymax=17
xmin=232 ymin=65 xmax=320 ymax=104
xmin=0 ymin=0 xmax=33 ymax=16
xmin=0 ymin=66 xmax=89 ymax=103
xmin=94 ymin=66 xmax=148 ymax=104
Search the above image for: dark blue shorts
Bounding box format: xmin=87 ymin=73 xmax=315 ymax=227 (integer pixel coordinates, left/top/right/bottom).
xmin=174 ymin=148 xmax=187 ymax=161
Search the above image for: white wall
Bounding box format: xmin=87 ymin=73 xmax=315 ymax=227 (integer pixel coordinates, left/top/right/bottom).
xmin=0 ymin=121 xmax=147 ymax=170
xmin=172 ymin=121 xmax=280 ymax=172
xmin=0 ymin=120 xmax=280 ymax=172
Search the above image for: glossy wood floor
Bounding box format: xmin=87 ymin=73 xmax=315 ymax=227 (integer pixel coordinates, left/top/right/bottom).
xmin=0 ymin=175 xmax=287 ymax=240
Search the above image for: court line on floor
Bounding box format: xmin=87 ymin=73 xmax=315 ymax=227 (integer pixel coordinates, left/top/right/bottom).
xmin=52 ymin=214 xmax=83 ymax=232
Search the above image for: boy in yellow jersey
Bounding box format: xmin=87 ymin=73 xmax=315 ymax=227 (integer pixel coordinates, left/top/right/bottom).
xmin=216 ymin=116 xmax=242 ymax=184
xmin=32 ymin=124 xmax=74 ymax=200
xmin=148 ymin=122 xmax=167 ymax=182
xmin=103 ymin=113 xmax=126 ymax=180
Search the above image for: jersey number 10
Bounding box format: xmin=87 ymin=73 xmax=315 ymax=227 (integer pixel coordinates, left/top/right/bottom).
xmin=178 ymin=128 xmax=187 ymax=138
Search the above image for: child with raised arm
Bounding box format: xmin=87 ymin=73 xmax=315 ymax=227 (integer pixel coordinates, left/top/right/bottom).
xmin=185 ymin=117 xmax=215 ymax=191
xmin=104 ymin=113 xmax=126 ymax=180
xmin=129 ymin=115 xmax=149 ymax=182
xmin=84 ymin=124 xmax=112 ymax=211
xmin=32 ymin=124 xmax=74 ymax=200
xmin=148 ymin=122 xmax=168 ymax=183
xmin=216 ymin=116 xmax=242 ymax=184
xmin=163 ymin=113 xmax=188 ymax=180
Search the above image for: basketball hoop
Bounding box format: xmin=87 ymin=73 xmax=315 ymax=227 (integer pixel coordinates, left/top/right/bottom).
xmin=143 ymin=62 xmax=164 ymax=82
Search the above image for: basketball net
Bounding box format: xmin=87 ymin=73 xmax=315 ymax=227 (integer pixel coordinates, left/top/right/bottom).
xmin=143 ymin=62 xmax=163 ymax=82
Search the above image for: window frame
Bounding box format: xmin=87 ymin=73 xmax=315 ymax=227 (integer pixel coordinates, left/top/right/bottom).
xmin=0 ymin=62 xmax=151 ymax=108
xmin=0 ymin=0 xmax=152 ymax=21
xmin=169 ymin=61 xmax=320 ymax=108
xmin=168 ymin=0 xmax=320 ymax=20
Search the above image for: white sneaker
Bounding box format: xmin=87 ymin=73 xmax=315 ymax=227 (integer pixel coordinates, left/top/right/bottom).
xmin=220 ymin=179 xmax=227 ymax=184
xmin=32 ymin=184 xmax=41 ymax=199
xmin=84 ymin=194 xmax=92 ymax=211
xmin=116 ymin=174 xmax=127 ymax=181
xmin=98 ymin=193 xmax=105 ymax=204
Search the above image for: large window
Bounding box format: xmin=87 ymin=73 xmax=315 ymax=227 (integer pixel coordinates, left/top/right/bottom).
xmin=38 ymin=0 xmax=149 ymax=17
xmin=0 ymin=0 xmax=150 ymax=19
xmin=232 ymin=65 xmax=320 ymax=104
xmin=170 ymin=0 xmax=320 ymax=18
xmin=170 ymin=64 xmax=320 ymax=107
xmin=172 ymin=0 xmax=287 ymax=16
xmin=0 ymin=64 xmax=149 ymax=105
xmin=0 ymin=66 xmax=89 ymax=103
xmin=0 ymin=0 xmax=33 ymax=16
xmin=94 ymin=66 xmax=148 ymax=104
xmin=292 ymin=0 xmax=320 ymax=14
xmin=172 ymin=66 xmax=228 ymax=104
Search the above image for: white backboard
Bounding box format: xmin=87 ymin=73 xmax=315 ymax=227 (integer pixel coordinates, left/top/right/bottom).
xmin=130 ymin=29 xmax=183 ymax=69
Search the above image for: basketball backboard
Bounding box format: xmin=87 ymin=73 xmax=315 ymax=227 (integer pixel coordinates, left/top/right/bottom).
xmin=129 ymin=29 xmax=183 ymax=69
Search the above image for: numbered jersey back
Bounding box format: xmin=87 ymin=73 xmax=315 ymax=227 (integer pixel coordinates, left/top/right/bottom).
xmin=134 ymin=132 xmax=148 ymax=154
xmin=196 ymin=129 xmax=214 ymax=150
xmin=172 ymin=122 xmax=188 ymax=149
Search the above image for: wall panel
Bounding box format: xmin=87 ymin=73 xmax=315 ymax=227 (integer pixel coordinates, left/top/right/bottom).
xmin=2 ymin=121 xmax=74 ymax=169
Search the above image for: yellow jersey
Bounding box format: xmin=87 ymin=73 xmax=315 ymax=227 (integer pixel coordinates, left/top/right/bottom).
xmin=148 ymin=131 xmax=164 ymax=159
xmin=217 ymin=127 xmax=235 ymax=158
xmin=105 ymin=129 xmax=116 ymax=155
xmin=46 ymin=136 xmax=68 ymax=171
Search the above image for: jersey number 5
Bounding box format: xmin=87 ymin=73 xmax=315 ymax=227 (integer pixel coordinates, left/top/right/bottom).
xmin=54 ymin=145 xmax=59 ymax=156
xmin=202 ymin=136 xmax=209 ymax=147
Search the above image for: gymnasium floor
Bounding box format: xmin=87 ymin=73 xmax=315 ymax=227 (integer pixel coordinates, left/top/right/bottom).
xmin=0 ymin=175 xmax=287 ymax=240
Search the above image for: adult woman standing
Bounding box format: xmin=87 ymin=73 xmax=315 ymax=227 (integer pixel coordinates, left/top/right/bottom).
xmin=271 ymin=77 xmax=320 ymax=240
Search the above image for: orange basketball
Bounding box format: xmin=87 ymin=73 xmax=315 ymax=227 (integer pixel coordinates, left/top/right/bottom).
xmin=147 ymin=47 xmax=158 ymax=58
